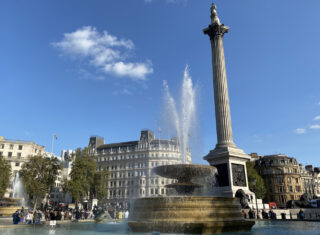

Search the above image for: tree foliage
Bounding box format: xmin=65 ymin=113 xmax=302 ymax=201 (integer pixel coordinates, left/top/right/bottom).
xmin=93 ymin=167 xmax=109 ymax=201
xmin=63 ymin=148 xmax=109 ymax=205
xmin=0 ymin=156 xmax=11 ymax=198
xmin=19 ymin=155 xmax=62 ymax=211
xmin=246 ymin=161 xmax=266 ymax=199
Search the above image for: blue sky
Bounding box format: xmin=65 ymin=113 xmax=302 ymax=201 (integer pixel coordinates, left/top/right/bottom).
xmin=1 ymin=0 xmax=320 ymax=166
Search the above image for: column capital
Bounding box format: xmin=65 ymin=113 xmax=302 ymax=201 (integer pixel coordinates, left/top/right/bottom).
xmin=203 ymin=24 xmax=229 ymax=40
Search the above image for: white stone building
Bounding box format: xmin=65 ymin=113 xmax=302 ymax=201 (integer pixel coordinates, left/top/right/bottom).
xmin=299 ymin=164 xmax=320 ymax=199
xmin=48 ymin=150 xmax=74 ymax=205
xmin=88 ymin=130 xmax=192 ymax=210
xmin=0 ymin=136 xmax=45 ymax=198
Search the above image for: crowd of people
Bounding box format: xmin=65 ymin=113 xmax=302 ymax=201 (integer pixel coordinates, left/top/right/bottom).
xmin=12 ymin=206 xmax=129 ymax=226
xmin=12 ymin=207 xmax=42 ymax=224
xmin=242 ymin=208 xmax=306 ymax=220
xmin=108 ymin=209 xmax=129 ymax=219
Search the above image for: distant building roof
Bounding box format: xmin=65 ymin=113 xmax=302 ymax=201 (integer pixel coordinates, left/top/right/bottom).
xmin=97 ymin=141 xmax=139 ymax=149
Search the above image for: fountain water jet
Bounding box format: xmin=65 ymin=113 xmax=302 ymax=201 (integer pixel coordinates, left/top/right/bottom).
xmin=163 ymin=65 xmax=196 ymax=163
xmin=12 ymin=172 xmax=26 ymax=207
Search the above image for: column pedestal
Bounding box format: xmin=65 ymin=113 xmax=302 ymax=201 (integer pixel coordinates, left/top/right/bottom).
xmin=204 ymin=147 xmax=252 ymax=197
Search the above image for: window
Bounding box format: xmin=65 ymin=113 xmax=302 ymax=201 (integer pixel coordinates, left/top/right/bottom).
xmin=15 ymin=162 xmax=20 ymax=167
xmin=8 ymin=152 xmax=12 ymax=158
xmin=280 ymin=195 xmax=287 ymax=203
xmin=151 ymin=189 xmax=154 ymax=195
xmin=0 ymin=144 xmax=4 ymax=149
xmin=295 ymin=178 xmax=299 ymax=183
xmin=287 ymin=177 xmax=291 ymax=183
xmin=289 ymin=186 xmax=293 ymax=192
xmin=10 ymin=145 xmax=14 ymax=150
xmin=296 ymin=186 xmax=301 ymax=192
xmin=18 ymin=145 xmax=23 ymax=150
xmin=0 ymin=152 xmax=2 ymax=156
xmin=161 ymin=188 xmax=165 ymax=194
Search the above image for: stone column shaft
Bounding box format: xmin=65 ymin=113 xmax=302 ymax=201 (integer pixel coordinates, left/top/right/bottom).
xmin=204 ymin=23 xmax=236 ymax=149
xmin=211 ymin=32 xmax=235 ymax=148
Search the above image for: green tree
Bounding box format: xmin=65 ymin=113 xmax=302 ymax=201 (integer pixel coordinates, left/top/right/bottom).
xmin=92 ymin=167 xmax=109 ymax=201
xmin=63 ymin=148 xmax=109 ymax=206
xmin=19 ymin=155 xmax=62 ymax=211
xmin=0 ymin=156 xmax=11 ymax=198
xmin=246 ymin=161 xmax=266 ymax=199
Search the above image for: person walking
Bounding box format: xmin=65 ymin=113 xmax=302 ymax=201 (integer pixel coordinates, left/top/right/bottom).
xmin=118 ymin=210 xmax=123 ymax=220
xmin=33 ymin=210 xmax=39 ymax=224
xmin=37 ymin=210 xmax=42 ymax=224
xmin=49 ymin=210 xmax=56 ymax=229
xmin=12 ymin=211 xmax=20 ymax=224
xmin=125 ymin=210 xmax=129 ymax=219
xmin=26 ymin=211 xmax=33 ymax=224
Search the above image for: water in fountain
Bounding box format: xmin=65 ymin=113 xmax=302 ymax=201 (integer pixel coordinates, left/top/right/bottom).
xmin=12 ymin=172 xmax=26 ymax=207
xmin=163 ymin=65 xmax=196 ymax=163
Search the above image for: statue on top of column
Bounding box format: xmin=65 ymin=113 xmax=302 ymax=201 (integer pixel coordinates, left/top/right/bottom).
xmin=210 ymin=3 xmax=221 ymax=25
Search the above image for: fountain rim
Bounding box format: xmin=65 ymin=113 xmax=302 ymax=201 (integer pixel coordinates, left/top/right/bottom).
xmin=152 ymin=164 xmax=217 ymax=180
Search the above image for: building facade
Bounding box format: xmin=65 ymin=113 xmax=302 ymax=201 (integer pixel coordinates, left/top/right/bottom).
xmin=0 ymin=136 xmax=45 ymax=198
xmin=49 ymin=150 xmax=74 ymax=205
xmin=299 ymin=164 xmax=320 ymax=199
xmin=88 ymin=130 xmax=192 ymax=210
xmin=255 ymin=154 xmax=303 ymax=208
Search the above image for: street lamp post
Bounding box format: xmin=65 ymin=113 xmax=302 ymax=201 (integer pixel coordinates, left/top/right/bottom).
xmin=253 ymin=179 xmax=259 ymax=219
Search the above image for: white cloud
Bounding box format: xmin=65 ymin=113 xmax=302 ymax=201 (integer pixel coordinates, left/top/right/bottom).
xmin=295 ymin=128 xmax=306 ymax=134
xmin=310 ymin=125 xmax=320 ymax=129
xmin=314 ymin=116 xmax=320 ymax=121
xmin=104 ymin=61 xmax=153 ymax=80
xmin=53 ymin=26 xmax=152 ymax=81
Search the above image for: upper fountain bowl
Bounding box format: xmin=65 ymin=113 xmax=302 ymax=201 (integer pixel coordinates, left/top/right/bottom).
xmin=153 ymin=164 xmax=217 ymax=182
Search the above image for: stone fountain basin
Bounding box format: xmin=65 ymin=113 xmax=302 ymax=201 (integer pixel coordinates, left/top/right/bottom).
xmin=128 ymin=196 xmax=254 ymax=234
xmin=0 ymin=198 xmax=22 ymax=216
xmin=153 ymin=164 xmax=217 ymax=182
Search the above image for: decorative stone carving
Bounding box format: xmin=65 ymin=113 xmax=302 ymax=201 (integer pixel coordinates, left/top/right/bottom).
xmin=203 ymin=24 xmax=229 ymax=39
xmin=232 ymin=164 xmax=246 ymax=186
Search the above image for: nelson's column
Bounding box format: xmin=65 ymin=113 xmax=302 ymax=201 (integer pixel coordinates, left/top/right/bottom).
xmin=203 ymin=3 xmax=252 ymax=198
